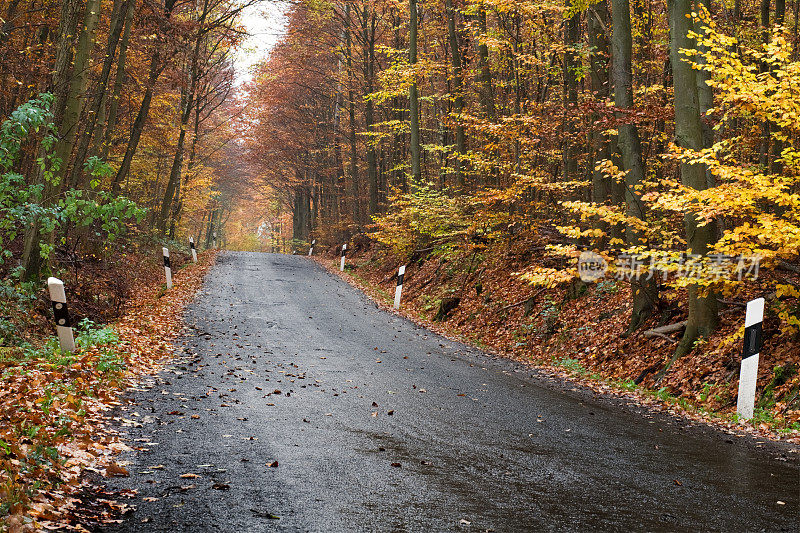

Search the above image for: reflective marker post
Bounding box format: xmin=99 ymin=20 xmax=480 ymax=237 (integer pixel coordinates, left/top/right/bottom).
xmin=163 ymin=247 xmax=173 ymax=289
xmin=736 ymin=297 xmax=765 ymax=420
xmin=340 ymin=244 xmax=347 ymax=271
xmin=47 ymin=277 xmax=76 ymax=352
xmin=309 ymin=239 xmax=316 ymax=256
xmin=189 ymin=237 xmax=197 ymax=263
xmin=394 ymin=265 xmax=406 ymax=310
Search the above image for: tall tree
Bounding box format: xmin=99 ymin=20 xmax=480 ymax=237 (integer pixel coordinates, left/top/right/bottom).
xmin=669 ymin=0 xmax=719 ymax=359
xmin=21 ymin=0 xmax=97 ymax=279
xmin=68 ymin=0 xmax=133 ymax=188
xmin=408 ymin=0 xmax=421 ymax=183
xmin=562 ymin=1 xmax=580 ymax=181
xmin=446 ymin=0 xmax=466 ymax=188
xmin=100 ymin=0 xmax=136 ymax=160
xmin=613 ymin=0 xmax=659 ymax=332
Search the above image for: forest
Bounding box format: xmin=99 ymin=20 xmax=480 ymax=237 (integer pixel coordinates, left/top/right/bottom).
xmin=241 ymin=0 xmax=799 ymax=398
xmin=0 ymin=0 xmax=799 ymax=525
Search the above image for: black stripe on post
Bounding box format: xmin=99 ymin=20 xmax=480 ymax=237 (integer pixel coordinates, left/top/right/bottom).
xmin=341 ymin=247 xmax=346 ymax=258
xmin=742 ymin=322 xmax=762 ymax=359
xmin=163 ymin=255 xmax=171 ymax=268
xmin=397 ymin=272 xmax=404 ymax=286
xmin=52 ymin=301 xmax=71 ymax=328
xmin=190 ymin=241 xmax=195 ymax=250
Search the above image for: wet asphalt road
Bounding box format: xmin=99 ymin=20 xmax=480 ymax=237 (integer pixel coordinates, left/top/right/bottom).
xmin=102 ymin=252 xmax=799 ymax=532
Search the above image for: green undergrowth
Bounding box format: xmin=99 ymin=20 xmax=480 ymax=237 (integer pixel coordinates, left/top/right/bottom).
xmin=2 ymin=319 xmax=125 ymax=375
xmin=0 ymin=319 xmax=127 ymax=517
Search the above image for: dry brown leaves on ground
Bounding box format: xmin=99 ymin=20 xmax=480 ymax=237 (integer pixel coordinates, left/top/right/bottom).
xmin=1 ymin=250 xmax=216 ymax=532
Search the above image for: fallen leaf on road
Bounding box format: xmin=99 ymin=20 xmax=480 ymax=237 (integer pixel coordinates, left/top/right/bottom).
xmin=167 ymin=411 xmax=184 ymax=415
xmin=391 ymin=462 xmax=401 ymax=468
xmin=460 ymin=519 xmax=471 ymax=525
xmin=180 ymin=473 xmax=200 ymax=479
xmin=673 ymin=479 xmax=682 ymax=486
xmin=266 ymin=461 xmax=278 ymax=468
xmin=106 ymin=462 xmax=130 ymax=477
xmin=191 ymin=414 xmax=200 ymax=419
xmin=212 ymin=482 xmax=230 ymax=490
xmin=251 ymin=509 xmax=280 ymax=519
xmin=143 ymin=497 xmax=159 ymax=502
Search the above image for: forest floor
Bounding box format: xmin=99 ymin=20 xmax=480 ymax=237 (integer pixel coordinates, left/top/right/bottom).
xmin=316 ymin=235 xmax=800 ymax=445
xmin=0 ymin=245 xmax=216 ymax=532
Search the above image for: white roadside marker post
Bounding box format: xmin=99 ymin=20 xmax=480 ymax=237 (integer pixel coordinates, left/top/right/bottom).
xmin=394 ymin=265 xmax=406 ymax=310
xmin=340 ymin=244 xmax=347 ymax=271
xmin=189 ymin=237 xmax=197 ymax=263
xmin=163 ymin=247 xmax=173 ymax=289
xmin=47 ymin=277 xmax=76 ymax=352
xmin=736 ymin=297 xmax=765 ymax=420
xmin=309 ymin=239 xmax=316 ymax=256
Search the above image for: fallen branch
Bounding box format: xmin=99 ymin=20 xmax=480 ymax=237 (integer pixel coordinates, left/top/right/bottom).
xmin=643 ymin=321 xmax=687 ymax=338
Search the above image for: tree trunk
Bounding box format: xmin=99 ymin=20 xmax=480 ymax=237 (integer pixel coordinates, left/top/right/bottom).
xmin=445 ymin=0 xmax=466 ymax=188
xmin=68 ymin=0 xmax=131 ymax=188
xmin=362 ymin=6 xmax=379 ymax=216
xmin=345 ymin=4 xmax=360 ymax=225
xmin=613 ymin=0 xmax=659 ymax=333
xmin=474 ymin=6 xmax=494 ymax=119
xmin=112 ymin=0 xmax=180 ymax=189
xmin=670 ymin=0 xmax=719 ymax=359
xmin=694 ymin=0 xmax=715 ymax=188
xmin=157 ymin=0 xmax=209 ymax=233
xmin=562 ymin=2 xmax=580 ymax=181
xmin=22 ymin=0 xmax=93 ymax=279
xmin=158 ymin=86 xmax=191 ymax=233
xmin=408 ymin=0 xmax=421 ymax=183
xmin=333 ymin=38 xmax=344 ymax=227
xmin=112 ymin=50 xmax=161 ymax=190
xmin=589 ymin=2 xmax=611 ymax=207
xmin=100 ymin=0 xmax=135 ymax=160
xmin=769 ymin=0 xmax=786 ymax=174
xmin=58 ymin=0 xmax=101 ymax=178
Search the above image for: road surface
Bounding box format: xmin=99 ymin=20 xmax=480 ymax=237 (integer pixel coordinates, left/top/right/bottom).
xmin=102 ymin=252 xmax=798 ymax=532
